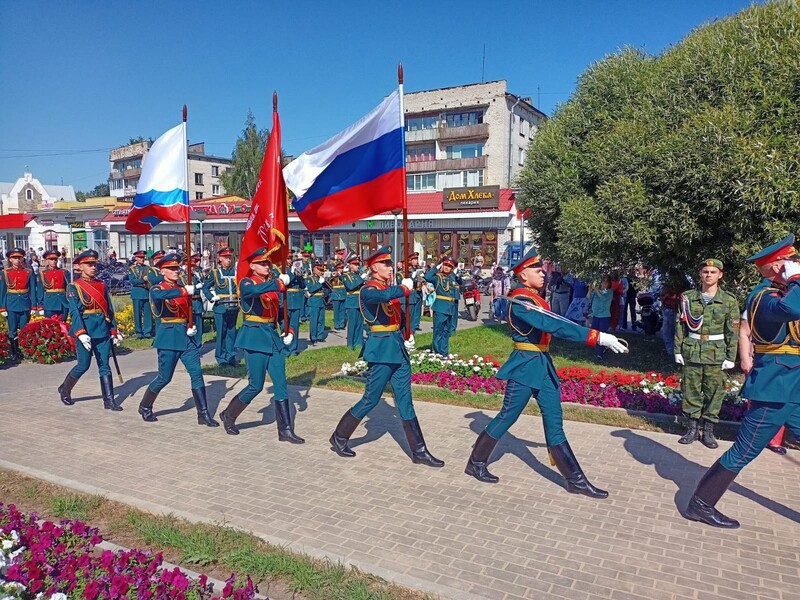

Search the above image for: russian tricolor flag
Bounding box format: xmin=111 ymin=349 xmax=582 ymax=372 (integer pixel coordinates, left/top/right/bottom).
xmin=283 ymin=89 xmax=404 ymax=231
xmin=125 ymin=122 xmax=189 ymax=234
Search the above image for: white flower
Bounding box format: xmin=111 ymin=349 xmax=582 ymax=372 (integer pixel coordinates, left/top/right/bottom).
xmin=599 ymin=383 xmax=606 ymax=389
xmin=473 ymin=366 xmax=480 ymax=372
xmin=1 ymin=540 xmax=12 ymax=551
xmin=477 ymin=357 xmax=484 ymax=362
xmin=50 ymin=593 xmax=69 ymax=600
xmin=340 ymin=362 xmax=352 ymax=374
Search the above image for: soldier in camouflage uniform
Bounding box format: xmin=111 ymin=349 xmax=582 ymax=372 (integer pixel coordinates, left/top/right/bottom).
xmin=674 ymin=259 xmax=740 ymax=448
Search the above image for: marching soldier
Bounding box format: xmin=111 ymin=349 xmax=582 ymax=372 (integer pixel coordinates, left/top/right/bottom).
xmin=306 ymin=261 xmax=328 ymax=345
xmin=424 ymin=255 xmax=462 ymax=356
xmin=0 ymin=248 xmax=36 ymax=361
xmin=34 ymin=250 xmax=70 ymax=321
xmin=218 ymin=247 xmax=301 ymax=441
xmin=685 ymin=235 xmax=800 ymax=528
xmin=674 ymin=259 xmax=740 ymax=448
xmin=57 ymin=250 xmax=123 ymax=411
xmin=330 ymin=261 xmax=346 ymax=330
xmin=270 ymin=260 xmax=285 ymax=329
xmin=147 ymin=250 xmax=165 ymax=337
xmin=128 ymin=250 xmax=153 ymax=338
xmin=408 ymin=252 xmax=424 ymax=332
xmin=137 ymin=252 xmax=219 ymax=427
xmin=300 ymin=250 xmax=312 ymax=322
xmin=180 ymin=252 xmax=205 ymax=335
xmin=202 ymin=247 xmax=239 ymax=366
xmin=464 ymin=248 xmax=627 ymax=493
xmin=329 ymin=246 xmax=444 ymax=467
xmin=284 ymin=258 xmax=306 ymax=356
xmin=342 ymin=254 xmax=367 ymax=350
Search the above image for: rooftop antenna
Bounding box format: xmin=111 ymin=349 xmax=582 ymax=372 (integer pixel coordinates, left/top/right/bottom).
xmin=481 ymin=44 xmax=486 ymax=82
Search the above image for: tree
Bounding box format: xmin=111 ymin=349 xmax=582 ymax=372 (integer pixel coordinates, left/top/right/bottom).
xmin=516 ymin=1 xmax=800 ymax=290
xmin=75 ymin=182 xmax=110 ymax=202
xmin=220 ymin=111 xmax=269 ymax=200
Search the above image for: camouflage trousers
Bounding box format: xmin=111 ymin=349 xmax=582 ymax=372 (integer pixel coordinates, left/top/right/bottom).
xmin=681 ymin=363 xmax=726 ymax=423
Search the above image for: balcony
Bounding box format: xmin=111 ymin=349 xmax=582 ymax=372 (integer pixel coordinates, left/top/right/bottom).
xmin=405 ymin=156 xmax=487 ymax=173
xmin=404 ymin=128 xmax=439 ymax=143
xmin=109 ymin=167 xmax=142 ymax=180
xmin=438 ymin=123 xmax=489 ymax=141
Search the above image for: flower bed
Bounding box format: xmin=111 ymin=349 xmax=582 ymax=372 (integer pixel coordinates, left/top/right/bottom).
xmin=340 ymin=352 xmax=747 ymax=421
xmin=17 ymin=318 xmax=75 ymax=364
xmin=0 ymin=503 xmax=256 ymax=599
xmin=0 ymin=333 xmax=10 ymax=366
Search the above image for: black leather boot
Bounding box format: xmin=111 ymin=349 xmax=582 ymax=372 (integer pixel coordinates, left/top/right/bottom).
xmin=685 ymin=459 xmax=740 ymax=528
xmin=100 ymin=375 xmax=122 ymax=411
xmin=219 ymin=394 xmax=247 ymax=435
xmin=192 ymin=388 xmax=220 ymax=427
xmin=465 ymin=430 xmax=500 ymax=483
xmin=549 ymin=441 xmax=609 ymax=499
xmin=9 ymin=339 xmax=20 ymax=362
xmin=329 ymin=410 xmax=362 ymax=457
xmin=138 ymin=387 xmax=159 ymax=422
xmin=275 ymin=400 xmax=305 ymax=444
xmin=700 ymin=419 xmax=719 ymax=449
xmin=58 ymin=375 xmax=79 ymax=406
xmin=678 ymin=419 xmax=700 ymax=445
xmin=402 ymin=418 xmax=445 ymax=467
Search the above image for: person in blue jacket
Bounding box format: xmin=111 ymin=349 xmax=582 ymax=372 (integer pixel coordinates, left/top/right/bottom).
xmin=306 ymin=261 xmax=328 ymax=345
xmin=218 ymin=247 xmax=302 ymax=442
xmin=329 ymin=246 xmax=444 ymax=467
xmin=424 ymin=255 xmax=462 ymax=355
xmin=464 ymin=247 xmax=627 ymax=496
xmin=685 ymin=235 xmax=800 ymax=528
xmin=342 ymin=254 xmax=367 ymax=350
xmin=138 ymin=253 xmax=218 ymax=427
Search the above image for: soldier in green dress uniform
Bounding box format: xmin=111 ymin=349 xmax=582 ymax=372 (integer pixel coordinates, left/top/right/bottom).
xmin=685 ymin=235 xmax=800 ymax=528
xmin=424 ymin=255 xmax=462 ymax=356
xmin=0 ymin=248 xmax=36 ymax=361
xmin=674 ymin=259 xmax=740 ymax=448
xmin=180 ymin=252 xmax=205 ymax=334
xmin=146 ymin=250 xmax=166 ymax=337
xmin=34 ymin=250 xmax=70 ymax=321
xmin=284 ymin=257 xmax=306 ymax=356
xmin=300 ymin=250 xmax=312 ymax=322
xmin=330 ymin=261 xmax=346 ymax=330
xmin=202 ymin=247 xmax=240 ymax=366
xmin=342 ymin=254 xmax=367 ymax=350
xmin=128 ymin=250 xmax=153 ymax=338
xmin=137 ymin=253 xmax=219 ymax=427
xmin=464 ymin=247 xmax=627 ymax=494
xmin=218 ymin=247 xmax=302 ymax=441
xmin=329 ymin=246 xmax=444 ymax=467
xmin=306 ymin=261 xmax=328 ymax=345
xmin=407 ymin=252 xmax=424 ymax=332
xmin=57 ymin=250 xmax=124 ymax=411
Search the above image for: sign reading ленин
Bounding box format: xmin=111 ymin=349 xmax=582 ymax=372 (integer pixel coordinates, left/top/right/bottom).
xmin=442 ymin=185 xmax=500 ymax=210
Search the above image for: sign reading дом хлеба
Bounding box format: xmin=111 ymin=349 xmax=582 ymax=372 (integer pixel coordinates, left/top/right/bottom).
xmin=442 ymin=186 xmax=500 ymax=210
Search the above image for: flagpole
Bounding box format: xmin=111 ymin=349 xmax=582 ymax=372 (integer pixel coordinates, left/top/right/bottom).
xmin=183 ymin=104 xmax=194 ymax=330
xmin=276 ymin=91 xmax=289 ymax=334
xmin=399 ymin=62 xmax=411 ymax=341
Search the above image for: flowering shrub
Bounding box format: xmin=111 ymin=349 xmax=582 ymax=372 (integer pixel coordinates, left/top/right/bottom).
xmin=0 ymin=333 xmax=10 ymax=366
xmin=410 ymin=350 xmax=501 ymax=378
xmin=17 ymin=318 xmax=75 ymax=364
xmin=0 ymin=503 xmax=256 ymax=599
xmin=114 ymin=303 xmax=136 ymax=338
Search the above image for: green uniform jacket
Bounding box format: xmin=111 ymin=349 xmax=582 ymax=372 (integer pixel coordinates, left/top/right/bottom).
xmin=34 ymin=268 xmax=70 ymax=312
xmin=67 ymin=278 xmax=117 ymax=338
xmin=286 ymin=272 xmax=306 ymax=310
xmin=129 ymin=264 xmax=151 ymax=301
xmin=179 ymin=269 xmax=205 ymax=317
xmin=0 ymin=268 xmax=35 ymax=313
xmin=424 ymin=268 xmax=462 ymax=316
xmin=306 ymin=276 xmax=326 ymax=308
xmin=343 ymin=271 xmax=365 ymax=309
xmin=675 ymin=289 xmax=739 ymax=364
xmin=359 ymin=279 xmax=408 ymax=364
xmin=330 ymin=273 xmax=346 ymax=301
xmin=146 ymin=267 xmax=164 ymax=290
xmin=235 ymin=276 xmax=286 ymax=353
xmin=150 ymin=282 xmax=192 ymax=351
xmin=202 ymin=266 xmax=239 ymax=313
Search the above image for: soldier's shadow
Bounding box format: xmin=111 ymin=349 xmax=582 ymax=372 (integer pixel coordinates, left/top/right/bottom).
xmin=349 ymin=398 xmax=409 ymax=457
xmin=464 ymin=411 xmax=560 ymax=487
xmin=112 ymin=371 xmax=159 ymax=407
xmin=235 ymin=382 xmax=311 ymax=433
xmin=151 ymin=379 xmax=229 ymax=418
xmin=611 ymin=430 xmax=800 ymax=524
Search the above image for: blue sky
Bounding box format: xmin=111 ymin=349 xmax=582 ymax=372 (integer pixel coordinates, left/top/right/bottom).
xmin=0 ymin=0 xmax=759 ymax=191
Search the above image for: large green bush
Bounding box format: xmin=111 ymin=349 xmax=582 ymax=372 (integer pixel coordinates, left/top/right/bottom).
xmin=518 ymin=1 xmax=800 ymax=288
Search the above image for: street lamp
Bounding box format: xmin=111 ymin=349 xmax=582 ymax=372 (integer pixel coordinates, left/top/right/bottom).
xmin=191 ymin=210 xmax=207 ymax=267
xmin=391 ymin=209 xmax=402 ymax=265
xmin=64 ymin=213 xmax=76 ymax=278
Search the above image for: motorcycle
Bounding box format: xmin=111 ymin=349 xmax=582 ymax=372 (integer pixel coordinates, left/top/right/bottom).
xmin=461 ymin=276 xmax=482 ymax=321
xmin=636 ymin=292 xmax=662 ymax=335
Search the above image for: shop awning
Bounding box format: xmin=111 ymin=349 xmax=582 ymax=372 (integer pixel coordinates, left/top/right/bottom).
xmin=0 ymin=214 xmax=34 ymax=229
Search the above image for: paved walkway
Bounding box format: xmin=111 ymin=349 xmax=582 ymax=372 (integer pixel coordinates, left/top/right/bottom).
xmin=1 ymin=346 xmax=798 ymax=600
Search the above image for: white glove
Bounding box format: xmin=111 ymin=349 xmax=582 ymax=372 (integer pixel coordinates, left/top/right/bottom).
xmin=211 ymin=293 xmax=220 ymax=302
xmin=112 ymin=335 xmax=121 ymax=346
xmin=38 ymin=310 xmax=45 ymax=316
xmin=783 ymin=261 xmax=800 ymax=281
xmin=404 ymin=335 xmax=416 ymax=351
xmin=360 ymin=272 xmax=369 ymax=280
xmin=184 ymin=284 xmax=195 ymax=295
xmin=400 ymin=278 xmax=414 ymax=290
xmin=597 ymin=332 xmax=627 ymax=353
xmin=186 ymin=325 xmax=197 ymax=337
xmin=721 ymin=360 xmax=735 ymax=370
xmin=318 ymin=276 xmax=325 ymax=284
xmin=279 ymin=274 xmax=291 ymax=286
xmin=0 ymin=311 xmax=6 ymax=318
xmin=675 ymin=353 xmax=685 ymax=365
xmin=30 ymin=309 xmax=36 ymax=315
xmin=78 ymin=334 xmax=91 ymax=351
xmin=283 ymin=332 xmax=294 ymax=346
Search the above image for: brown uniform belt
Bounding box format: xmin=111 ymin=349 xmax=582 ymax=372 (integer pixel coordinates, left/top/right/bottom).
xmin=369 ymin=324 xmax=400 ymax=332
xmin=514 ymin=342 xmax=550 ymax=352
xmin=244 ymin=315 xmax=277 ymax=324
xmin=753 ymin=344 xmax=800 ymax=355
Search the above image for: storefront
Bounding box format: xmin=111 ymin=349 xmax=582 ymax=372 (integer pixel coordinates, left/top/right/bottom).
xmin=103 ymin=188 xmax=520 ymax=265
